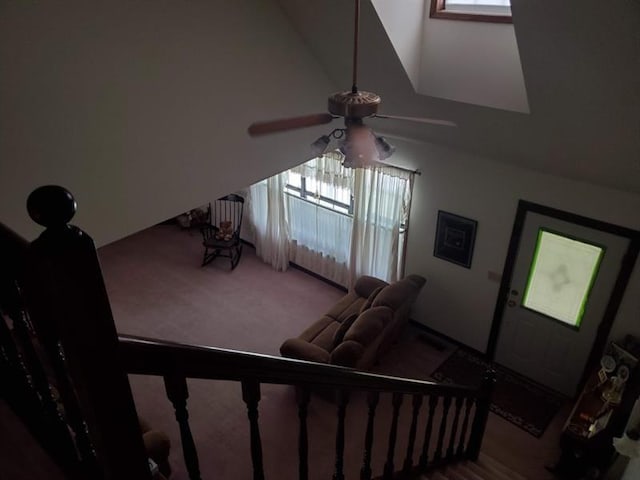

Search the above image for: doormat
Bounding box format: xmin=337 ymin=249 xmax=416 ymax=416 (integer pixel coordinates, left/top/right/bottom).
xmin=431 ymin=348 xmax=567 ymax=438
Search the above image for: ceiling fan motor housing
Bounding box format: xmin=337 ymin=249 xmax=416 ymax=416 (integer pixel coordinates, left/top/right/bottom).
xmin=328 ymin=90 xmax=381 ymax=118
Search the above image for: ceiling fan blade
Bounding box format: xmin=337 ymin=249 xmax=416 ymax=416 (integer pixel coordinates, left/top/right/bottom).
xmin=373 ymin=114 xmax=457 ymax=128
xmin=248 ymin=113 xmax=335 ymax=136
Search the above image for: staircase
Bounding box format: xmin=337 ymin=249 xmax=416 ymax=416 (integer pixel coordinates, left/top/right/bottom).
xmin=423 ymin=453 xmax=528 ymax=480
xmin=0 ymin=185 xmax=502 ymax=480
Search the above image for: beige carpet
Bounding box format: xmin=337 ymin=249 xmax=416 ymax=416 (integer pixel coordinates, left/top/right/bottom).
xmin=98 ymin=225 xmax=567 ymax=480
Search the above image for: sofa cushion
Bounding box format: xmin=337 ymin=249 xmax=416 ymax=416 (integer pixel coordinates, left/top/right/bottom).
xmin=324 ymin=292 xmax=365 ymax=323
xmin=343 ymin=306 xmax=393 ymax=346
xmin=298 ymin=315 xmax=335 ymax=343
xmin=330 ymin=340 xmax=365 ymax=368
xmin=310 ymin=321 xmax=342 ymax=351
xmin=280 ymin=338 xmax=331 ymax=364
xmin=331 ymin=313 xmax=359 ymax=350
xmin=359 ymin=286 xmax=384 ymax=315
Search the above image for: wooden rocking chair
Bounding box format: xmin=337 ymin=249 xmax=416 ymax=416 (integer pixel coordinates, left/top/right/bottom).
xmin=200 ymin=194 xmax=244 ymax=270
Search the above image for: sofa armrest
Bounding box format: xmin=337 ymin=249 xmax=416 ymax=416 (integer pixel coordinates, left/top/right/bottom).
xmin=280 ymin=338 xmax=331 ymax=364
xmin=330 ymin=340 xmax=365 ymax=368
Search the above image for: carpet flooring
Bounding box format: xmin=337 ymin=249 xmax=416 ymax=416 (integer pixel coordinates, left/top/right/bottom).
xmin=95 ymin=225 xmax=568 ymax=480
xmin=431 ymin=348 xmax=566 ymax=438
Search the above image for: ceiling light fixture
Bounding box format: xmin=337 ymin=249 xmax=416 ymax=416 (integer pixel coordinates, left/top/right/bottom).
xmin=310 ymin=124 xmax=395 ymax=168
xmin=374 ymin=135 xmax=395 ymax=160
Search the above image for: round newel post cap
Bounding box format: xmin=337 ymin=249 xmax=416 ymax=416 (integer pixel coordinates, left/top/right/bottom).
xmin=27 ymin=185 xmax=77 ymax=228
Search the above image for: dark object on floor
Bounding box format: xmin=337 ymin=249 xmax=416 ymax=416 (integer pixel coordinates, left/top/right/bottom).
xmin=200 ymin=194 xmax=244 ymax=269
xmin=280 ymin=274 xmax=426 ymax=370
xmin=431 ymin=348 xmax=566 ymax=437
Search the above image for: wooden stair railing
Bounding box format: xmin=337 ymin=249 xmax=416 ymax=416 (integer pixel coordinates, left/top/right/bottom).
xmin=118 ymin=334 xmax=496 ymax=480
xmin=0 ymin=186 xmax=151 ymax=480
xmin=0 ymin=185 xmax=497 ymax=480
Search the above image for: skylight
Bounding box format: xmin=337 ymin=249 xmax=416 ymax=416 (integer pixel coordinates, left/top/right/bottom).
xmin=446 ymin=0 xmax=511 ymax=16
xmin=430 ymin=0 xmax=512 ymax=23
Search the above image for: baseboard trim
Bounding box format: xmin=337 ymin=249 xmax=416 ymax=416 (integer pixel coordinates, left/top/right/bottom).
xmin=409 ymin=320 xmax=488 ymax=359
xmin=288 ymin=262 xmax=348 ymax=293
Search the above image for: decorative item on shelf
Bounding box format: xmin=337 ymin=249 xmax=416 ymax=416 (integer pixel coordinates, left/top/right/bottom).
xmin=598 ymin=355 xmax=617 ymax=386
xmin=605 ymin=338 xmax=639 ymax=379
xmin=602 ymin=365 xmax=631 ymax=405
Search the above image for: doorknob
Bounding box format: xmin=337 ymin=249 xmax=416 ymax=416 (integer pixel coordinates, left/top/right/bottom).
xmin=508 ymin=300 xmax=517 ymax=308
xmin=510 ymin=289 xmax=519 ymax=296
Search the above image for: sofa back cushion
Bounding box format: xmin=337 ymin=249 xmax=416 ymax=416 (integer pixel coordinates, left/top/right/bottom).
xmin=343 ymin=306 xmax=393 ymax=347
xmin=324 ymin=292 xmax=365 ymax=323
xmin=372 ymin=275 xmax=426 ymax=311
xmin=353 ymin=276 xmax=389 ymax=298
xmin=331 ymin=313 xmax=359 ymax=351
xmin=359 ymin=286 xmax=384 ymax=315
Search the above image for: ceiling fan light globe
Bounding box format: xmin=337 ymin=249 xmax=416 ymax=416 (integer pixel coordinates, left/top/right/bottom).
xmin=310 ymin=135 xmax=331 ymax=157
xmin=375 ymin=136 xmax=396 ymax=160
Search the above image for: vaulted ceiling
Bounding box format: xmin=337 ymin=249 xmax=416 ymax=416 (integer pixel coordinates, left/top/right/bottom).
xmin=276 ymin=0 xmax=640 ymax=193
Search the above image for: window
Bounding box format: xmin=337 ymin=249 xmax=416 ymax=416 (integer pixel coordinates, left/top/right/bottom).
xmin=248 ymin=152 xmax=415 ymax=286
xmin=430 ymin=0 xmax=512 ymax=23
xmin=522 ymin=230 xmax=605 ymax=330
xmin=284 ymin=171 xmax=354 ymax=216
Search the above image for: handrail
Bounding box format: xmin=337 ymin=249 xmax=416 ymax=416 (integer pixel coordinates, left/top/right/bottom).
xmin=118 ymin=334 xmax=478 ymax=397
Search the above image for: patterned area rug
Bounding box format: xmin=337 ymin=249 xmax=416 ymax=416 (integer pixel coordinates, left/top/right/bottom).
xmin=431 ymin=348 xmax=566 ymax=437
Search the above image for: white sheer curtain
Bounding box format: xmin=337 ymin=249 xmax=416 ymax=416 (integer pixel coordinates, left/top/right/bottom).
xmin=247 ymin=153 xmax=414 ymax=287
xmin=248 ymin=172 xmax=289 ymax=271
xmin=349 ymin=164 xmax=413 ymax=287
xmin=287 ymin=153 xmax=353 ymax=286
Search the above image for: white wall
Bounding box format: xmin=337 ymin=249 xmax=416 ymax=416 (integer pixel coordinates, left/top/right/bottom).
xmin=420 ymin=12 xmax=529 ymax=113
xmin=370 ymin=0 xmax=424 ymax=90
xmin=387 ymin=138 xmax=640 ymax=352
xmin=0 ymin=0 xmax=334 ymax=246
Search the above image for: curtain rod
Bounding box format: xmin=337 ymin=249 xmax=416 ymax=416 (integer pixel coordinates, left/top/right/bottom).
xmin=377 ymin=160 xmax=422 ymax=176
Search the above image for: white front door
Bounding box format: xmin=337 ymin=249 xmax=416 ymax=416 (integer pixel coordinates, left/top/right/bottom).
xmin=494 ymin=211 xmax=630 ymax=397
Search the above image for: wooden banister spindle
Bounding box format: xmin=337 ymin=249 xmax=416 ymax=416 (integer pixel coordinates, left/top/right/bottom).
xmin=456 ymin=397 xmax=474 ymax=458
xmin=466 ymin=370 xmax=497 ymax=461
xmin=402 ymin=394 xmax=423 ymax=476
xmin=297 ymin=387 xmax=311 ymax=480
xmin=360 ymin=391 xmax=379 ymax=480
xmin=433 ymin=395 xmax=452 ymax=464
xmin=333 ymin=390 xmax=349 ymax=480
xmin=44 ymin=336 xmax=98 ymax=468
xmin=242 ymin=380 xmax=265 ymax=480
xmin=418 ymin=395 xmax=438 ymax=470
xmin=383 ymin=392 xmax=403 ymax=480
xmin=165 ymin=374 xmax=202 ymax=480
xmin=446 ymin=396 xmax=464 ymax=460
xmin=0 ymin=309 xmax=78 ymax=471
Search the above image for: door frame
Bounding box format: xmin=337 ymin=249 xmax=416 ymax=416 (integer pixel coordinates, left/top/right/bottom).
xmin=486 ymin=200 xmax=640 ymax=389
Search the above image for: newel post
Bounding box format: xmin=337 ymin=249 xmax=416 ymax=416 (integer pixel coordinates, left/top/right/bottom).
xmin=466 ymin=369 xmax=496 ymax=461
xmin=23 ymin=186 xmax=151 ymax=480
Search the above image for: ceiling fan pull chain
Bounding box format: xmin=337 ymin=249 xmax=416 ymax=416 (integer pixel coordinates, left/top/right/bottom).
xmin=351 ymin=0 xmax=360 ymax=94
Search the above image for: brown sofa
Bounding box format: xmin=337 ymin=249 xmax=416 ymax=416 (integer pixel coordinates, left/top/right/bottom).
xmin=280 ymin=274 xmax=426 ymax=370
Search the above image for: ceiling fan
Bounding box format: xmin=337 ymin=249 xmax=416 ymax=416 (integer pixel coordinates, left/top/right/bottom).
xmin=247 ymin=0 xmax=456 ymax=166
